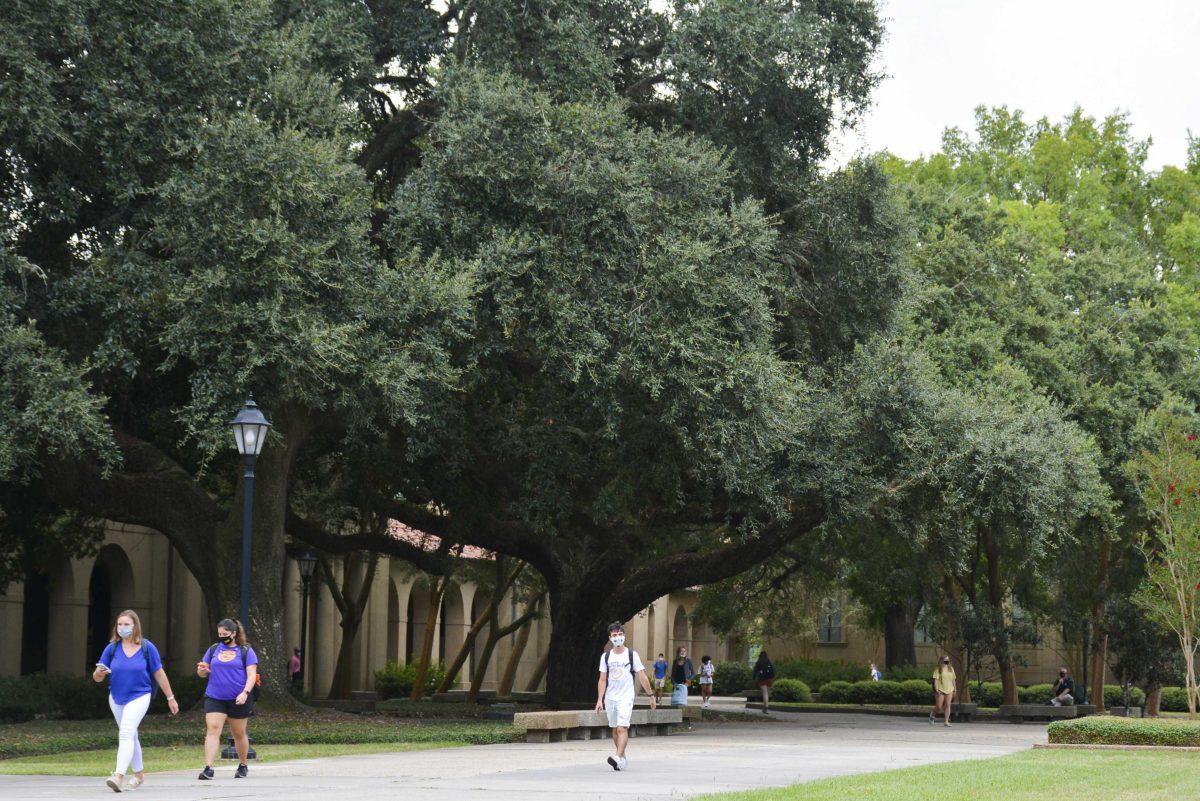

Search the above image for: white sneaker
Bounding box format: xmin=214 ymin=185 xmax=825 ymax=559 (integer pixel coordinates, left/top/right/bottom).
xmin=105 ymin=774 xmax=123 ymax=793
xmin=126 ymin=776 xmax=143 ymax=791
xmin=618 ymin=757 xmax=628 ymax=770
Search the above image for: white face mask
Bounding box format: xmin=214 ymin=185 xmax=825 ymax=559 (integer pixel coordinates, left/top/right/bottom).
xmin=610 ymin=635 xmax=625 ymax=647
xmin=117 ymin=626 xmax=134 ymax=639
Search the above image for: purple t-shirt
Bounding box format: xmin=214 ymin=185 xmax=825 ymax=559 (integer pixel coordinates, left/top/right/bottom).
xmin=203 ymin=644 xmax=258 ymax=701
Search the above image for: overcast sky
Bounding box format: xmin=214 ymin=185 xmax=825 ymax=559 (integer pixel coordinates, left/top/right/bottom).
xmin=829 ymin=0 xmax=1200 ymax=171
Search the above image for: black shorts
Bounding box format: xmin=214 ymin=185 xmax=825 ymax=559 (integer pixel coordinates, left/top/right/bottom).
xmin=204 ymin=696 xmax=254 ymax=719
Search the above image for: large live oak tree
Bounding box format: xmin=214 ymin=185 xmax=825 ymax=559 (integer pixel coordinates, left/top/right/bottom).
xmin=1 ymin=0 xmax=900 ymax=702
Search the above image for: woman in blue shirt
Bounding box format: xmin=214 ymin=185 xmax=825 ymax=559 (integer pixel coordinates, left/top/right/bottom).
xmin=93 ymin=609 xmax=179 ymax=792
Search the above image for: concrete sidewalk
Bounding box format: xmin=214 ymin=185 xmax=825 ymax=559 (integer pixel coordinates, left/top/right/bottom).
xmin=0 ymin=713 xmax=1047 ymax=801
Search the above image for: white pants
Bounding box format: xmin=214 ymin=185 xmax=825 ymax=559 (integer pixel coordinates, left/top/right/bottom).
xmin=109 ymin=693 xmax=151 ymax=775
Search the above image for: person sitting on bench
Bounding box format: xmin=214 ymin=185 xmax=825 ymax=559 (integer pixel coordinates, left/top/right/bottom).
xmin=1050 ymin=667 xmax=1076 ymax=706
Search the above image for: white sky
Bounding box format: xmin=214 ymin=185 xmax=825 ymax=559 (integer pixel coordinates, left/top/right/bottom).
xmin=829 ymin=0 xmax=1200 ymax=171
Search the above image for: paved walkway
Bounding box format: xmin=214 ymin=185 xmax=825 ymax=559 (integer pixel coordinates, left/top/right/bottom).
xmin=2 ymin=712 xmax=1047 ymax=800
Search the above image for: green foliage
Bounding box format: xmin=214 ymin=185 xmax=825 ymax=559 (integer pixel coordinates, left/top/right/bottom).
xmin=1018 ymin=684 xmax=1055 ymax=704
xmin=0 ymin=671 xmax=208 ymax=723
xmin=0 ymin=712 xmax=517 ymax=760
xmin=776 ymin=659 xmax=871 ymax=687
xmin=770 ymin=679 xmax=812 ymax=703
xmin=373 ymin=662 xmax=446 ymax=701
xmin=375 ymin=700 xmax=490 ymax=719
xmin=817 ymin=681 xmax=852 ymax=703
xmin=1160 ymin=686 xmax=1190 ymax=712
xmin=842 ymin=680 xmax=931 ymax=705
xmin=970 ymin=682 xmax=1005 ymax=707
xmin=711 ymin=662 xmax=753 ymax=697
xmin=1049 ymin=716 xmax=1200 ymax=747
xmin=1103 ymin=685 xmax=1147 ymax=708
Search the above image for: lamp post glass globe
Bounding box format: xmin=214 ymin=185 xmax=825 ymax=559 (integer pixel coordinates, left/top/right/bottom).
xmin=230 ymin=400 xmax=272 ymax=457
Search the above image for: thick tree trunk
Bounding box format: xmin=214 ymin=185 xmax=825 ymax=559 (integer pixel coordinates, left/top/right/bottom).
xmin=1146 ymin=684 xmax=1162 ymax=717
xmin=544 ymin=593 xmax=608 ymax=708
xmin=467 ymin=619 xmax=502 ymax=703
xmin=327 ymin=616 xmax=362 ymax=700
xmin=410 ymin=577 xmax=446 ymax=700
xmin=498 ymin=609 xmax=536 ymax=697
xmin=942 ymin=576 xmax=970 ymax=703
xmin=1088 ymin=539 xmax=1110 ymax=711
xmin=883 ymin=599 xmax=919 ymax=670
xmin=525 ymin=651 xmax=549 ymax=693
xmin=982 ymin=526 xmax=1017 ymax=706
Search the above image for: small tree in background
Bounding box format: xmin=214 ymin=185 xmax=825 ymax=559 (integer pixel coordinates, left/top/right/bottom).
xmin=1129 ymin=405 xmax=1200 ymax=716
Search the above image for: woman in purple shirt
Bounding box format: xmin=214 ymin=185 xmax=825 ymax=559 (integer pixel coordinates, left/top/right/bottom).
xmin=92 ymin=609 xmax=179 ymax=792
xmin=196 ymin=618 xmax=258 ymax=781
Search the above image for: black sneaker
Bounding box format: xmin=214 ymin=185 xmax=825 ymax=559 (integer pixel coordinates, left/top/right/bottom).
xmin=234 ymin=764 xmax=248 ymax=779
xmin=607 ymin=756 xmax=621 ymax=772
xmin=198 ymin=767 xmax=214 ymax=781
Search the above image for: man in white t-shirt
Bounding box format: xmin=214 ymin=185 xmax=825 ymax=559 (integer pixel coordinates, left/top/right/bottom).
xmin=595 ymin=621 xmax=656 ymax=771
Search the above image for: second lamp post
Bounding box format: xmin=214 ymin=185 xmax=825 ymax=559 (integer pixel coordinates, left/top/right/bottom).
xmin=230 ymin=399 xmax=272 ymax=631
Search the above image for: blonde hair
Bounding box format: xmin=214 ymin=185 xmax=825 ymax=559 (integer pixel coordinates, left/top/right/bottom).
xmin=110 ymin=610 xmax=144 ymax=644
xmin=936 ymin=655 xmax=952 ymax=676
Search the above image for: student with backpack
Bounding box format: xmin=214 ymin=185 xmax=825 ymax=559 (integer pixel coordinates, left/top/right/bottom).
xmin=196 ymin=618 xmax=258 ymax=781
xmin=92 ymin=609 xmax=180 ymax=792
xmin=652 ymin=653 xmax=668 ymax=704
xmin=698 ymin=656 xmax=716 ymax=708
xmin=753 ymin=651 xmax=775 ymax=713
xmin=595 ymin=622 xmax=656 ymax=772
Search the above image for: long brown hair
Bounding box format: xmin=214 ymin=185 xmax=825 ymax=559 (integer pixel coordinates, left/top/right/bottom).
xmin=217 ymin=618 xmax=249 ymax=646
xmin=936 ymin=655 xmax=952 ymax=676
xmin=110 ymin=610 xmax=144 ymax=644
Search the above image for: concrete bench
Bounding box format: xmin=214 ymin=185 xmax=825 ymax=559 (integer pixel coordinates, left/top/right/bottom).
xmin=999 ymin=704 xmax=1096 ymax=722
xmin=513 ymin=708 xmax=684 ymax=743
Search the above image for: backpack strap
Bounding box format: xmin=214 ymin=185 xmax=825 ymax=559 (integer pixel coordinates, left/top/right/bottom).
xmin=204 ymin=644 xmax=218 ymax=664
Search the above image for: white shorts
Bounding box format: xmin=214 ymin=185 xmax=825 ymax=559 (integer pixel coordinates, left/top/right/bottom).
xmin=698 ymin=678 xmax=713 ymax=685
xmin=605 ymin=699 xmax=634 ymax=728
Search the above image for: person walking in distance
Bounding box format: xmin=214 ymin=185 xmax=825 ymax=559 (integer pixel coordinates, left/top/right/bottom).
xmin=595 ymin=622 xmax=656 ymax=771
xmin=753 ymin=651 xmax=775 ymax=713
xmin=652 ymin=653 xmax=668 ymax=705
xmin=93 ymin=610 xmax=180 ymax=792
xmin=288 ymin=648 xmax=302 ymax=691
xmin=930 ymin=655 xmax=957 ymax=727
xmin=196 ymin=619 xmax=258 ymax=781
xmin=670 ymin=646 xmax=695 ymax=707
xmin=698 ymin=656 xmax=716 ymax=708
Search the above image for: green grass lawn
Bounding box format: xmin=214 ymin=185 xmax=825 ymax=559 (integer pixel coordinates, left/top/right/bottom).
xmin=0 ymin=709 xmax=518 ymax=760
xmin=698 ymin=750 xmax=1200 ymax=801
xmin=0 ymin=741 xmax=461 ymax=776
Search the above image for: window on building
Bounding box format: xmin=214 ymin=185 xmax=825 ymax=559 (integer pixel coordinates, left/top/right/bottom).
xmin=817 ymin=597 xmax=842 ymax=643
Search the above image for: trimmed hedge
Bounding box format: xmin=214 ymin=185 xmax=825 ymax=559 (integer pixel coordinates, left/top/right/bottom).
xmin=1104 ymin=685 xmax=1147 ymax=708
xmin=776 ymin=659 xmax=871 ymax=687
xmin=712 ymin=662 xmax=753 ymax=696
xmin=0 ymin=672 xmax=205 ymax=723
xmin=1049 ymin=716 xmax=1200 ymax=747
xmin=373 ymin=662 xmax=446 ymax=701
xmin=1159 ymin=687 xmax=1191 ymax=712
xmin=771 ymin=679 xmax=811 ymax=702
xmin=817 ymin=679 xmax=932 ymax=705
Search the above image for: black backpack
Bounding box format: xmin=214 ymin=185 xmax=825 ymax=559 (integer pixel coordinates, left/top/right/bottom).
xmin=204 ymin=644 xmax=262 ymax=701
xmin=604 ymin=649 xmax=641 ymax=676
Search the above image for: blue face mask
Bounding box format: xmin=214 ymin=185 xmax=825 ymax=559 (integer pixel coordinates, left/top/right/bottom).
xmin=117 ymin=626 xmax=134 ymax=639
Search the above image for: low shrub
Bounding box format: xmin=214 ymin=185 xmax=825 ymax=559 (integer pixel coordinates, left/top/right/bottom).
xmin=968 ymin=682 xmax=1004 ymax=708
xmin=373 ymin=662 xmax=446 ymax=701
xmin=1018 ymin=684 xmax=1055 ymax=704
xmin=1049 ymin=716 xmax=1200 ymax=747
xmin=771 ymin=679 xmax=811 ymax=703
xmin=1159 ymin=686 xmax=1190 ymax=713
xmin=0 ymin=674 xmax=110 ymax=723
xmin=1103 ymin=685 xmax=1147 ymax=708
xmin=900 ymin=679 xmax=934 ymax=704
xmin=776 ymin=659 xmax=870 ymax=687
xmin=818 ymin=681 xmax=852 ymax=703
xmin=846 ymin=680 xmax=904 ymax=705
xmin=712 ymin=662 xmax=753 ymax=696
xmin=883 ymin=664 xmax=928 ymax=682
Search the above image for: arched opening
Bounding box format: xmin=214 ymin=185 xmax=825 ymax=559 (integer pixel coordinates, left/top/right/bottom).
xmin=469 ymin=592 xmax=487 ymax=684
xmin=386 ymin=580 xmax=400 ymax=665
xmin=405 ymin=581 xmax=432 ymax=665
xmin=671 ymin=605 xmax=690 ymax=657
xmin=20 ymin=571 xmax=50 ymax=675
xmin=438 ymin=596 xmax=447 ymax=665
xmin=646 ymin=605 xmax=656 ymax=658
xmin=87 ymin=545 xmax=135 ymax=667
xmin=440 ymin=584 xmax=465 ymax=668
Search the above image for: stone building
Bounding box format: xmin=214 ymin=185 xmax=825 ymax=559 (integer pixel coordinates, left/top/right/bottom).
xmin=0 ymin=522 xmax=735 ymax=695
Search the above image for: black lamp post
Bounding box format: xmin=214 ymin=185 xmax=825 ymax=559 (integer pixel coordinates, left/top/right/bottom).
xmin=296 ymin=551 xmax=317 ymax=690
xmin=230 ymin=399 xmax=271 ymax=631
